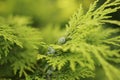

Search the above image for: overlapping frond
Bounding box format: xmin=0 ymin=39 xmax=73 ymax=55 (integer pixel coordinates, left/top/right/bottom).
xmin=37 ymin=0 xmax=120 ymax=80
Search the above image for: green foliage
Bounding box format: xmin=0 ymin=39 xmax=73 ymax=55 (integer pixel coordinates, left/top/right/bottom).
xmin=0 ymin=0 xmax=120 ymax=80
xmin=0 ymin=16 xmax=42 ymax=78
xmin=37 ymin=0 xmax=120 ymax=80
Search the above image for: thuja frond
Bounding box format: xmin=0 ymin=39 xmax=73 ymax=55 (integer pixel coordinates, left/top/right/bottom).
xmin=66 ymin=0 xmax=120 ymax=37
xmin=0 ymin=16 xmax=42 ymax=77
xmin=0 ymin=23 xmax=23 ymax=59
xmin=37 ymin=0 xmax=120 ymax=80
xmin=52 ymin=65 xmax=95 ymax=80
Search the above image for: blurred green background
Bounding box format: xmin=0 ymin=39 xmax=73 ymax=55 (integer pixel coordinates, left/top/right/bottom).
xmin=0 ymin=0 xmax=120 ymax=80
xmin=0 ymin=0 xmax=96 ymax=26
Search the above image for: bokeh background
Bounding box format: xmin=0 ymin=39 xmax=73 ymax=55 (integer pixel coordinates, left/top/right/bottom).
xmin=0 ymin=0 xmax=120 ymax=80
xmin=0 ymin=0 xmax=96 ymax=26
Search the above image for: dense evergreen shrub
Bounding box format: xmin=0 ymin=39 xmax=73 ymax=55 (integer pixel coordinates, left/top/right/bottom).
xmin=0 ymin=0 xmax=120 ymax=80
